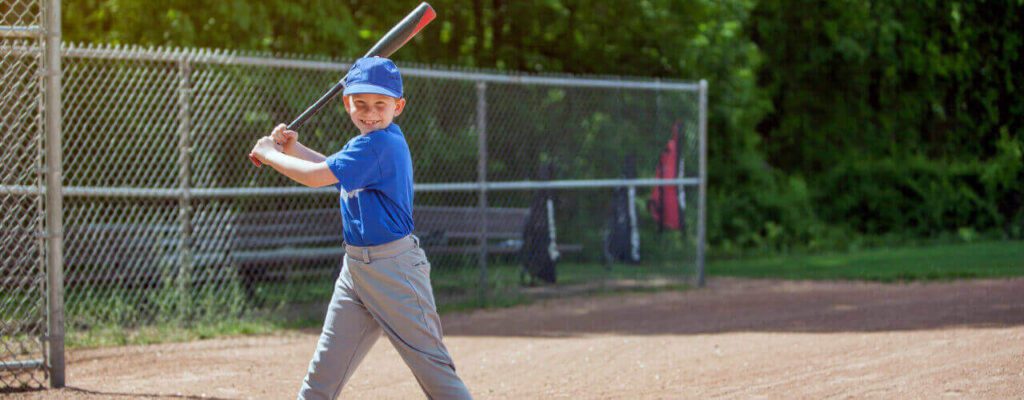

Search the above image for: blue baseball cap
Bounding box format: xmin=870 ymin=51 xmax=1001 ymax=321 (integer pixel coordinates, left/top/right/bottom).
xmin=343 ymin=57 xmax=403 ymax=98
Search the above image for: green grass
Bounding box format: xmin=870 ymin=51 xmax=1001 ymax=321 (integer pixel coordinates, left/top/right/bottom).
xmin=708 ymin=240 xmax=1024 ymax=282
xmin=67 ymin=319 xmax=281 ymax=348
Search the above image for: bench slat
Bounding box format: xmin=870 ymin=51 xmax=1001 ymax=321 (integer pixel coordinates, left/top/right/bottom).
xmin=231 ymin=246 xmax=345 ymax=264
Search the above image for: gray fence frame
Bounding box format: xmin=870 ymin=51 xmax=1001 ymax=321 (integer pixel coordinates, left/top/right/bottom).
xmin=42 ymin=0 xmax=64 ymax=388
xmin=12 ymin=45 xmax=709 ymax=277
xmin=0 ymin=0 xmax=64 ymax=388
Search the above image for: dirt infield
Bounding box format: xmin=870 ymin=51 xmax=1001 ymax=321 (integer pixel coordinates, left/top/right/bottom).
xmin=10 ymin=278 xmax=1024 ymax=399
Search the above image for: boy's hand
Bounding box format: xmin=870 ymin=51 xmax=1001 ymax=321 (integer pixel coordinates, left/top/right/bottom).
xmin=249 ymin=136 xmax=283 ymax=165
xmin=271 ymin=123 xmax=298 ymax=151
xmin=248 ymin=124 xmax=297 ymax=167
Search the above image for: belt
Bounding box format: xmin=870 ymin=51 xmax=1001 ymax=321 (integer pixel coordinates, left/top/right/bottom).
xmin=345 ymin=235 xmax=419 ymax=263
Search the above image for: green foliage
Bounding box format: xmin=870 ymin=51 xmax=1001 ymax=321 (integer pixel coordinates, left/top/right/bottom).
xmin=980 ymin=132 xmax=1024 ymax=237
xmin=749 ymin=0 xmax=1023 ymax=245
xmin=61 ymin=0 xmax=1024 ymax=254
xmin=816 ymin=156 xmax=1003 ymax=236
xmin=708 ymin=145 xmax=836 ymax=256
xmin=64 ymin=0 xmax=360 ymax=54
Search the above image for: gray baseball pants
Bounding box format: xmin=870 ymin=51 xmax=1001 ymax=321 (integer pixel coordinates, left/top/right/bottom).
xmin=297 ymin=235 xmax=472 ymax=400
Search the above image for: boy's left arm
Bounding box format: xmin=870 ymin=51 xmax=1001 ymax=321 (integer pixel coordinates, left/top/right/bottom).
xmin=250 ymin=136 xmax=338 ymax=188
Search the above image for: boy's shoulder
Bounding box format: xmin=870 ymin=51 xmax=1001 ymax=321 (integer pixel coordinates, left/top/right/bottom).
xmin=347 ymin=125 xmax=408 ymax=154
xmin=372 ymin=124 xmax=408 ymax=145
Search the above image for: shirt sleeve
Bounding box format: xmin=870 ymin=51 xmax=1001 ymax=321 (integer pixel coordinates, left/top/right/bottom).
xmin=325 ymin=136 xmax=382 ymax=192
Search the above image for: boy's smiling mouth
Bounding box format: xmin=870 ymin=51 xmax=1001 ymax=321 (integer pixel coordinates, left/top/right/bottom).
xmin=360 ymin=119 xmax=382 ymax=126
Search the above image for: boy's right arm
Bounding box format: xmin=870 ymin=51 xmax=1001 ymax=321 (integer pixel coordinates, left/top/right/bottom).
xmin=250 ymin=136 xmax=338 ymax=188
xmin=271 ymin=124 xmax=326 ymax=163
xmin=286 ymin=141 xmax=327 ymax=163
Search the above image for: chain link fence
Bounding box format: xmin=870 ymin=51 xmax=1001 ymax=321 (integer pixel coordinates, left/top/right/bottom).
xmin=1 ymin=0 xmax=60 ymax=390
xmin=2 ymin=38 xmax=705 ymax=388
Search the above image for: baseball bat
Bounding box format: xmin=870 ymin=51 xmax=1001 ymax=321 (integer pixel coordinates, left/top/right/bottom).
xmin=250 ymin=2 xmax=436 ymax=166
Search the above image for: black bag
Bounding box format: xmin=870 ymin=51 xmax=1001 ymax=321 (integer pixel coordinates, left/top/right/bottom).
xmin=521 ymin=163 xmax=559 ymax=284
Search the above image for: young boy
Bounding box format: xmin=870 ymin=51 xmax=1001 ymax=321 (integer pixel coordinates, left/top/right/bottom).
xmin=249 ymin=57 xmax=473 ymax=400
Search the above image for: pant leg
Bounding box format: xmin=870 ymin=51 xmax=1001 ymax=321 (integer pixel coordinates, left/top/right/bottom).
xmin=298 ymin=259 xmax=382 ymax=400
xmin=348 ymin=248 xmax=472 ymax=400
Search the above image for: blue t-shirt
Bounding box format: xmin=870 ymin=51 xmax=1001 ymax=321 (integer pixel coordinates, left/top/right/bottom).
xmin=325 ymin=123 xmax=414 ymax=246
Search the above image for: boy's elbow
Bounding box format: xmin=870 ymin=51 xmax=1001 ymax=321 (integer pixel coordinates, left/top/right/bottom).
xmin=300 ymin=173 xmax=335 ymax=188
xmin=298 ymin=174 xmax=329 ymax=188
xmin=310 ymin=179 xmax=336 ymax=189
xmin=281 ymin=169 xmax=320 ymax=188
xmin=306 ymin=164 xmax=338 ymax=188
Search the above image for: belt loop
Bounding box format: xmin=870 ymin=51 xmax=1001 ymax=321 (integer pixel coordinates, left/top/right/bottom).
xmin=362 ymin=248 xmax=371 ymax=263
xmin=411 ymin=235 xmax=419 ymax=247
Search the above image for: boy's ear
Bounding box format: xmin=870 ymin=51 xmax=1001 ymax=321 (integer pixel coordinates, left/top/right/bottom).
xmin=394 ymin=98 xmax=407 ymax=117
xmin=341 ymin=95 xmax=352 ymax=113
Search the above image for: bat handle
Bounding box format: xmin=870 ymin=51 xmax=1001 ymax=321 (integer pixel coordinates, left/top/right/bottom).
xmin=250 ymin=78 xmax=346 ymax=168
xmin=287 ymin=79 xmax=347 ymax=131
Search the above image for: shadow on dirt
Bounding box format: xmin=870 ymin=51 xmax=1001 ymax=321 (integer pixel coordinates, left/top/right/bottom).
xmin=439 ymin=278 xmax=1024 ymax=337
xmin=48 ymin=386 xmax=236 ymax=399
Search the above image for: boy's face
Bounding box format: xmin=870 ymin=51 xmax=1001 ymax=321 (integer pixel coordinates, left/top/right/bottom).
xmin=342 ymin=93 xmax=406 ymax=134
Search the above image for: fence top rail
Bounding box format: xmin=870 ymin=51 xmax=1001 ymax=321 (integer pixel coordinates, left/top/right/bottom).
xmin=0 ymin=178 xmax=699 ymax=199
xmin=46 ymin=43 xmax=701 ymax=91
xmin=0 ymin=26 xmax=42 ymax=39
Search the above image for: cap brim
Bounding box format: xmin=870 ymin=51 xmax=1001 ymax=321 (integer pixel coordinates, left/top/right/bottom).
xmin=342 ymin=83 xmax=402 ymax=98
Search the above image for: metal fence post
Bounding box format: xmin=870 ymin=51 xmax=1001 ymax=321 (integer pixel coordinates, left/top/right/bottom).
xmin=43 ymin=0 xmax=65 ymax=388
xmin=476 ymin=81 xmax=489 ymax=304
xmin=177 ymin=56 xmax=193 ymax=317
xmin=696 ymin=79 xmax=708 ymax=288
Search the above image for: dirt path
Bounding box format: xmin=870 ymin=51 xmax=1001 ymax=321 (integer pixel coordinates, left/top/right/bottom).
xmin=9 ymin=278 xmax=1024 ymax=399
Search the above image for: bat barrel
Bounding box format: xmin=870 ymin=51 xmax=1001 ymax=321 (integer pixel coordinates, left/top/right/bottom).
xmin=364 ymin=2 xmax=436 ymax=58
